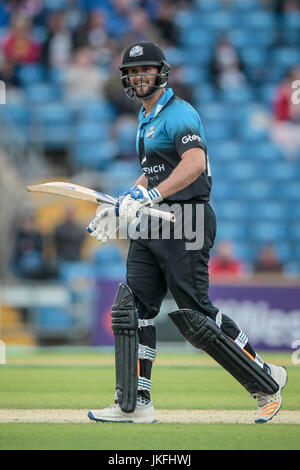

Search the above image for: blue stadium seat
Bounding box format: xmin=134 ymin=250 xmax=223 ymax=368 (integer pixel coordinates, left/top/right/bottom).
xmin=17 ymin=64 xmax=45 ymax=85
xmin=234 ymin=0 xmax=262 ymax=11
xmin=34 ymin=306 xmax=75 ymax=333
xmin=74 ymin=122 xmax=108 ymax=144
xmin=73 ymin=141 xmax=118 ymax=170
xmin=215 ymin=221 xmax=248 ymax=241
xmin=240 ymin=47 xmax=267 ymax=68
xmin=244 ymin=10 xmax=276 ymax=29
xmin=204 ymin=122 xmax=233 ymax=143
xmin=267 ymin=162 xmax=298 ymax=182
xmin=77 ymin=99 xmax=116 ymax=122
xmin=240 ymin=181 xmax=275 ymax=200
xmin=272 ymin=47 xmax=300 ymax=69
xmin=25 ymin=82 xmax=61 ymax=104
xmin=250 ymin=222 xmax=287 ymax=242
xmin=246 ymin=141 xmax=284 ymax=160
xmin=213 ymin=200 xmax=247 ymax=220
xmin=1 ymin=103 xmax=30 ymax=125
xmin=209 ymin=140 xmax=243 ymax=162
xmin=277 ymin=182 xmax=300 ymax=202
xmin=93 ymin=246 xmax=126 ymax=280
xmin=33 ymin=103 xmax=72 ymax=147
xmin=250 ymin=202 xmax=286 ymax=221
xmin=195 ymin=0 xmax=222 ymax=11
xmin=59 ymin=261 xmax=96 ymax=282
xmin=227 ymin=161 xmax=260 ymax=181
xmin=289 ymin=223 xmax=300 ymax=242
xmin=221 ymin=87 xmax=254 ymax=105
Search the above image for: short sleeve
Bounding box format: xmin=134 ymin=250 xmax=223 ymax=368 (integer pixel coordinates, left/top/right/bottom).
xmin=166 ymin=102 xmax=207 ymax=156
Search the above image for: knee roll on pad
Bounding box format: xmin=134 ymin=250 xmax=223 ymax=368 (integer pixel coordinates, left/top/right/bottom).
xmin=169 ymin=309 xmax=279 ymax=395
xmin=111 ymin=283 xmax=138 ymax=413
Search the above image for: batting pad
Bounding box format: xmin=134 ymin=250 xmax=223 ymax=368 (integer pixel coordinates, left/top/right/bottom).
xmin=111 ymin=283 xmax=138 ymax=413
xmin=169 ymin=309 xmax=279 ymax=395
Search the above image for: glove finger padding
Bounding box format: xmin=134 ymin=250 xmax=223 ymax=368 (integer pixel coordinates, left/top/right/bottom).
xmin=88 ymin=207 xmax=119 ymax=243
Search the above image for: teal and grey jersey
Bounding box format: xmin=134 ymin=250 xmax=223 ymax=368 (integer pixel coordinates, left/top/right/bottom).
xmin=136 ymin=88 xmax=212 ymax=202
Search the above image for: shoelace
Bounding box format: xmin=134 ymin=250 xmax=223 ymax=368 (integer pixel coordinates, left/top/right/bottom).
xmin=252 ymin=391 xmax=279 ymax=408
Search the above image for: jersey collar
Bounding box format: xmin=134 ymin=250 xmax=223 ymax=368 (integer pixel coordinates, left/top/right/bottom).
xmin=138 ymin=88 xmax=174 ymax=125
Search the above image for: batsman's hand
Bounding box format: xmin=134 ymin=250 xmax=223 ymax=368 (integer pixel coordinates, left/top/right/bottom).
xmin=118 ymin=185 xmax=162 ymax=223
xmin=87 ymin=206 xmax=119 ymax=243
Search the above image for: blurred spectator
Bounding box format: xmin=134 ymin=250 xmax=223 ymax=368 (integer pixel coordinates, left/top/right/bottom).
xmin=0 ymin=59 xmax=20 ymax=89
xmin=112 ymin=114 xmax=138 ymax=160
xmin=12 ymin=212 xmax=57 ymax=280
xmin=52 ymin=206 xmax=86 ymax=263
xmin=72 ymin=9 xmax=110 ymax=53
xmin=169 ymin=65 xmax=194 ymax=104
xmin=270 ymin=67 xmax=300 ymax=159
xmin=104 ymin=51 xmax=140 ymax=116
xmin=42 ymin=11 xmax=73 ymax=70
xmin=2 ymin=14 xmax=41 ymax=65
xmin=154 ymin=1 xmax=178 ymax=45
xmin=209 ymin=240 xmax=245 ymax=280
xmin=253 ymin=243 xmax=283 ymax=274
xmin=123 ymin=7 xmax=162 ymax=45
xmin=64 ymin=46 xmax=107 ymax=101
xmin=210 ymin=35 xmax=247 ymax=90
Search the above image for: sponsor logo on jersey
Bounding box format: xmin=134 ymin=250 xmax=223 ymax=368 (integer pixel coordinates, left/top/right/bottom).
xmin=181 ymin=134 xmax=202 ymax=144
xmin=143 ymin=164 xmax=165 ymax=175
xmin=141 ymin=155 xmax=147 ymax=164
xmin=146 ymin=126 xmax=155 ymax=139
xmin=129 ymin=45 xmax=143 ymax=57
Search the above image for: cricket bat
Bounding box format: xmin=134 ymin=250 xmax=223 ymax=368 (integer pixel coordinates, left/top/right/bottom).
xmin=26 ymin=181 xmax=176 ymax=222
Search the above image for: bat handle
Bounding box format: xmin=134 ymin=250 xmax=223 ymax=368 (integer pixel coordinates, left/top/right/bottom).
xmin=139 ymin=206 xmax=176 ymax=222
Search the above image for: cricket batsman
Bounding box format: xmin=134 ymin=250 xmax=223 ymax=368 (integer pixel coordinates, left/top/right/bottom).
xmin=87 ymin=42 xmax=287 ymax=424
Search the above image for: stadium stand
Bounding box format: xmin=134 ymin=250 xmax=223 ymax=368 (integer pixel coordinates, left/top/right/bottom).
xmin=0 ymin=0 xmax=300 ymax=341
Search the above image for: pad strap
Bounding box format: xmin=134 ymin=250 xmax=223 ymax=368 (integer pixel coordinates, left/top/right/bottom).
xmin=138 ymin=344 xmax=156 ymax=362
xmin=138 ymin=376 xmax=152 ymax=392
xmin=138 ymin=319 xmax=154 ymax=327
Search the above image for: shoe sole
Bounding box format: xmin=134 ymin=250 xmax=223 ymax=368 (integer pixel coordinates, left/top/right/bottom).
xmin=255 ymin=367 xmax=288 ymax=424
xmin=88 ymin=411 xmax=157 ymax=424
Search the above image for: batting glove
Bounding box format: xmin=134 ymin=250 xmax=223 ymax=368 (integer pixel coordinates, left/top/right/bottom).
xmin=118 ymin=185 xmax=163 ymax=223
xmin=87 ymin=206 xmax=119 ymax=243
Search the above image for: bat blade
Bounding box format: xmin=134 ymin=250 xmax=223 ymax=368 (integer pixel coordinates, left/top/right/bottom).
xmin=26 ymin=182 xmax=117 ymax=206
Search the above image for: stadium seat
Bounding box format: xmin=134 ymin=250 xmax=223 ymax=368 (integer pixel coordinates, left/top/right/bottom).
xmin=32 ymin=103 xmax=72 ymax=147
xmin=74 ymin=122 xmax=108 ymax=144
xmin=73 ymin=141 xmax=118 ymax=170
xmin=77 ymin=99 xmax=116 ymax=122
xmin=249 ymin=222 xmax=287 ymax=242
xmin=215 ymin=221 xmax=248 ymax=241
xmin=58 ymin=261 xmax=96 ymax=282
xmin=34 ymin=306 xmax=75 ymax=334
xmin=17 ymin=64 xmax=45 ymax=85
xmin=271 ymin=47 xmax=300 ymax=69
xmin=25 ymin=82 xmax=61 ymax=104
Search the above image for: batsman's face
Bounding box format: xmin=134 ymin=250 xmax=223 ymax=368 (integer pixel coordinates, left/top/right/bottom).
xmin=128 ymin=65 xmax=158 ymax=98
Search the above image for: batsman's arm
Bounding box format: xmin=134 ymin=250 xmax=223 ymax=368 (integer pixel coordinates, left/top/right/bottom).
xmin=132 ymin=173 xmax=148 ymax=189
xmin=156 ymin=148 xmax=206 ymax=199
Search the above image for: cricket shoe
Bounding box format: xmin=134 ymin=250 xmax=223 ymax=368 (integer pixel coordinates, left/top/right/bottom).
xmin=88 ymin=398 xmax=156 ymax=423
xmin=252 ymin=364 xmax=288 ymax=424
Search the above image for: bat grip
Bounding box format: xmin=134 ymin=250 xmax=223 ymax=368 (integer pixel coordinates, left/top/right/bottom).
xmin=139 ymin=206 xmax=176 ymax=222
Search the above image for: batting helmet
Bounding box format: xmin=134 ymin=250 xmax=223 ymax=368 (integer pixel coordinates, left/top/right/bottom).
xmin=119 ymin=41 xmax=171 ymax=99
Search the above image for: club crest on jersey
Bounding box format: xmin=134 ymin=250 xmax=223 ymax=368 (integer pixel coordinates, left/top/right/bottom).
xmin=129 ymin=45 xmax=143 ymax=57
xmin=146 ymin=126 xmax=155 ymax=139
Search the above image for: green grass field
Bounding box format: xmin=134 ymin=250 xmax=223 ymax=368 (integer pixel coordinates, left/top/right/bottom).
xmin=0 ymin=347 xmax=299 ymax=450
